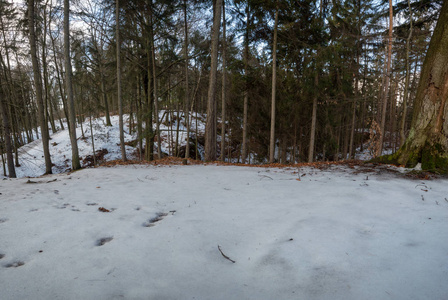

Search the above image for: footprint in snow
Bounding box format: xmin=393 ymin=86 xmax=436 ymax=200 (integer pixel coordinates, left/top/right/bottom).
xmin=55 ymin=203 xmax=70 ymax=209
xmin=4 ymin=261 xmax=25 ymax=268
xmin=143 ymin=212 xmax=169 ymax=227
xmin=0 ymin=254 xmax=5 ymax=259
xmin=0 ymin=218 xmax=8 ymax=223
xmin=96 ymin=237 xmax=113 ymax=246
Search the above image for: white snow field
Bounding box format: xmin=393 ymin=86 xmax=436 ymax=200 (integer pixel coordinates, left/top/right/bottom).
xmin=1 ymin=163 xmax=448 ymax=300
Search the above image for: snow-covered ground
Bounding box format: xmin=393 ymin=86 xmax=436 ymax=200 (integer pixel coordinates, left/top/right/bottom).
xmin=1 ymin=115 xmax=448 ymax=299
xmin=0 ymin=164 xmax=447 ymax=299
xmin=9 ymin=113 xmax=204 ymax=178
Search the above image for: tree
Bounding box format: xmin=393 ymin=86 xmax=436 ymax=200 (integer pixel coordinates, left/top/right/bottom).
xmin=116 ymin=0 xmax=127 ymax=162
xmin=64 ymin=0 xmax=81 ymax=171
xmin=379 ymin=0 xmax=448 ymax=173
xmin=184 ymin=0 xmax=191 ymax=160
xmin=269 ymin=1 xmax=279 ymax=164
xmin=205 ymin=0 xmax=222 ymax=161
xmin=241 ymin=1 xmax=249 ymax=164
xmin=0 ymin=73 xmax=15 ymax=178
xmin=28 ymin=0 xmax=52 ymax=174
xmin=220 ymin=0 xmax=226 ymax=162
xmin=377 ymin=0 xmax=394 ymax=156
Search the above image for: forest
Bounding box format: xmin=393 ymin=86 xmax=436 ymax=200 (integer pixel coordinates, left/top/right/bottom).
xmin=0 ymin=0 xmax=445 ymax=177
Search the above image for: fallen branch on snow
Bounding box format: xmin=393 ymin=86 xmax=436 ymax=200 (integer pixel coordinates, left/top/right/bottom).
xmin=218 ymin=245 xmax=236 ymax=263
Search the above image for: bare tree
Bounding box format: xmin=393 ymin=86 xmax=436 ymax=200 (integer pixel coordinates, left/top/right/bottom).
xmin=64 ymin=0 xmax=81 ymax=170
xmin=269 ymin=1 xmax=279 ymax=164
xmin=0 ymin=74 xmax=15 ymax=177
xmin=205 ymin=0 xmax=222 ymax=161
xmin=378 ymin=0 xmax=393 ymax=156
xmin=29 ymin=0 xmax=52 ymax=174
xmin=116 ymin=0 xmax=127 ymax=161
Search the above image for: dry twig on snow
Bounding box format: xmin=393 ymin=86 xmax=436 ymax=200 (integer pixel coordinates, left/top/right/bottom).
xmin=218 ymin=245 xmax=236 ymax=263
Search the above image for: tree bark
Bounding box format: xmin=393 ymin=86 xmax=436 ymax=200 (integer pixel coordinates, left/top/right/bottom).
xmin=241 ymin=3 xmax=249 ymax=164
xmin=377 ymin=0 xmax=393 ymax=156
xmin=64 ymin=0 xmax=81 ymax=171
xmin=29 ymin=0 xmax=52 ymax=174
xmin=116 ymin=0 xmax=127 ymax=162
xmin=269 ymin=2 xmax=279 ymax=164
xmin=399 ymin=0 xmax=413 ymax=147
xmin=205 ymin=0 xmax=222 ymax=161
xmin=220 ymin=0 xmax=226 ymax=162
xmin=184 ymin=0 xmax=191 ymax=159
xmin=150 ymin=7 xmax=161 ymax=160
xmin=0 ymin=75 xmax=16 ymax=177
xmin=378 ymin=0 xmax=448 ymax=173
xmin=308 ymin=72 xmax=318 ymax=163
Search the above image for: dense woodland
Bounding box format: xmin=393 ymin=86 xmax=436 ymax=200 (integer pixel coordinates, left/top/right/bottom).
xmin=0 ymin=0 xmax=444 ymax=177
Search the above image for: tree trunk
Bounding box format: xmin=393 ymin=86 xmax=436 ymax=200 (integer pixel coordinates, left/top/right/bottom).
xmin=29 ymin=0 xmax=52 ymax=174
xmin=379 ymin=0 xmax=448 ymax=173
xmin=269 ymin=2 xmax=279 ymax=164
xmin=377 ymin=0 xmax=393 ymax=156
xmin=399 ymin=0 xmax=413 ymax=147
xmin=150 ymin=8 xmax=161 ymax=160
xmin=204 ymin=0 xmax=222 ymax=161
xmin=184 ymin=0 xmax=191 ymax=160
xmin=220 ymin=0 xmax=226 ymax=162
xmin=241 ymin=4 xmax=249 ymax=164
xmin=64 ymin=0 xmax=81 ymax=171
xmin=0 ymin=75 xmax=16 ymax=178
xmin=116 ymin=0 xmax=127 ymax=162
xmin=308 ymin=72 xmax=318 ymax=163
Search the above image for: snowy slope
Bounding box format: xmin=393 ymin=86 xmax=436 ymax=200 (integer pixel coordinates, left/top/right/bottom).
xmin=9 ymin=113 xmax=204 ymax=178
xmin=0 ymin=164 xmax=448 ymax=300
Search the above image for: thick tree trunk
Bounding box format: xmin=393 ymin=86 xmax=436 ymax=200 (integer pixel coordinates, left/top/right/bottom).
xmin=204 ymin=0 xmax=221 ymax=161
xmin=29 ymin=0 xmax=52 ymax=174
xmin=379 ymin=0 xmax=448 ymax=173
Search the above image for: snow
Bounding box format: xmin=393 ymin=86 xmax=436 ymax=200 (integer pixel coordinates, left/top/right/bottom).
xmin=1 ymin=115 xmax=448 ymax=299
xmin=10 ymin=113 xmax=203 ymax=178
xmin=1 ymin=163 xmax=448 ymax=299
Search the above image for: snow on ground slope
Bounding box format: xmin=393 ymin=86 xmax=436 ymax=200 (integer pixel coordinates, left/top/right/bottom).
xmin=0 ymin=164 xmax=447 ymax=300
xmin=10 ymin=113 xmax=203 ymax=178
xmin=14 ymin=116 xmax=135 ymax=178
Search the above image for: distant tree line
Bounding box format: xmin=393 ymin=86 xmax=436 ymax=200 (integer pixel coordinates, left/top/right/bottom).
xmin=0 ymin=0 xmax=443 ymax=177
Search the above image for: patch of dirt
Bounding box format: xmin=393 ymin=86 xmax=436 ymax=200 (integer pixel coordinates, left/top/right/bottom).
xmin=83 ymin=149 xmax=109 ymax=167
